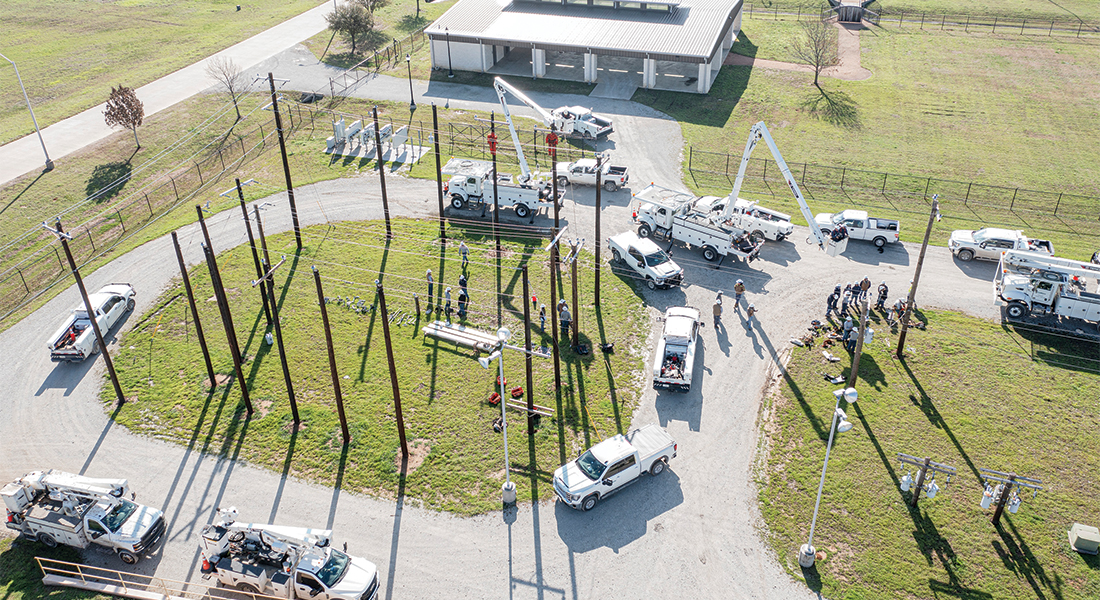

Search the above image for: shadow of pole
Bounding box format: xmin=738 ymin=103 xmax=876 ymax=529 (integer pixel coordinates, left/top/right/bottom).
xmin=327 ymin=445 xmax=350 ymax=529
xmin=268 ymin=428 xmax=299 ymax=522
xmin=80 ymin=402 xmax=125 ymax=475
xmin=384 ymin=455 xmax=408 ymax=600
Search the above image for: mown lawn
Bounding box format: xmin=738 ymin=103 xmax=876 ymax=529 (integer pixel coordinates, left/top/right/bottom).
xmin=0 ymin=536 xmax=108 ymax=600
xmin=0 ymin=0 xmax=327 ymax=146
xmin=760 ymin=309 xmax=1100 ymax=599
xmin=104 ymin=218 xmax=647 ymax=514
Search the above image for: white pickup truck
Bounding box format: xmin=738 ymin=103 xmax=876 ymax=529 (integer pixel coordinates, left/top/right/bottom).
xmin=607 ymin=231 xmax=684 ymax=290
xmin=553 ymin=156 xmax=629 ymax=192
xmin=948 ymin=228 xmax=1054 ymax=262
xmin=697 ymin=195 xmax=795 ymax=242
xmin=814 ymin=209 xmax=900 ymax=248
xmin=653 ymin=307 xmax=702 ymax=392
xmin=552 ymin=424 xmax=677 ymax=511
xmin=47 ymin=283 xmax=136 ymax=362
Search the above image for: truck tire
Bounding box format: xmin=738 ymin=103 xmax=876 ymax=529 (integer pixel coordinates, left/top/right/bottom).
xmin=650 ymin=459 xmax=666 ymax=476
xmin=450 ymin=195 xmax=466 ymax=210
xmin=957 ymin=248 xmax=975 ymax=262
xmin=515 ymin=204 xmax=531 ymax=219
xmin=776 ymin=233 xmax=787 ymax=242
xmin=612 ymin=249 xmax=623 ymax=264
xmin=873 ymin=236 xmax=887 ymax=248
xmin=557 ymin=176 xmax=569 ymax=187
xmin=37 ymin=533 xmax=57 ymax=548
xmin=91 ymin=340 xmax=101 ymax=355
xmin=646 ymin=278 xmax=657 ymax=291
xmin=637 ymin=224 xmax=652 ymax=238
xmin=751 ymin=230 xmax=765 ymax=244
xmin=1005 ymin=302 xmax=1030 ymax=319
xmin=126 ymin=298 xmax=136 ymax=312
xmin=236 ymin=583 xmax=260 ymax=594
xmin=581 ymin=494 xmax=599 ymax=511
xmin=118 ymin=550 xmax=138 ymax=565
xmin=702 ymin=246 xmax=718 ymax=262
xmin=603 ymin=180 xmax=618 ymax=192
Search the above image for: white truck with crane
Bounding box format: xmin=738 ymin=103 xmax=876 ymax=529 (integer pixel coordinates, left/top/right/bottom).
xmin=696 ymin=195 xmax=795 ymax=243
xmin=47 ymin=283 xmax=136 ymax=362
xmin=3 ymin=470 xmax=166 ymax=564
xmin=442 ymin=158 xmax=561 ymax=219
xmin=996 ymin=250 xmax=1100 ymax=332
xmin=199 ymin=507 xmax=380 ymax=600
xmin=493 ymin=76 xmax=612 ymax=139
xmin=631 ymin=183 xmax=763 ymax=266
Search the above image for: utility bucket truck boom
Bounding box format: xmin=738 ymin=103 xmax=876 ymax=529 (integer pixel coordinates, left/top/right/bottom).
xmin=995 ymin=250 xmax=1100 ymax=332
xmin=493 ymin=77 xmax=613 ymax=139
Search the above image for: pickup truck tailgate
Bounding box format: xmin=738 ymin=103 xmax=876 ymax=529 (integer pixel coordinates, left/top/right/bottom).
xmin=626 ymin=424 xmax=675 ymax=463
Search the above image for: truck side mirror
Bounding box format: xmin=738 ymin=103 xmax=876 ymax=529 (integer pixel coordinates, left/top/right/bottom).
xmin=602 ymin=479 xmax=613 ymax=486
xmin=637 ymin=261 xmax=644 ymax=268
xmin=90 ymin=530 xmax=104 ymax=539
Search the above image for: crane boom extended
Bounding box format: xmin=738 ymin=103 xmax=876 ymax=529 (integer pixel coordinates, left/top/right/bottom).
xmin=1000 ymin=250 xmax=1100 ymax=280
xmin=724 ymin=121 xmax=826 ymax=250
xmin=493 ymin=77 xmax=545 ymax=183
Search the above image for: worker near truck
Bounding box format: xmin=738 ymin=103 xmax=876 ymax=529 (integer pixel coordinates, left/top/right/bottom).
xmin=712 ymin=291 xmax=723 ymax=326
xmin=733 ymin=280 xmax=746 ymax=309
xmin=825 ymin=285 xmax=841 ymax=320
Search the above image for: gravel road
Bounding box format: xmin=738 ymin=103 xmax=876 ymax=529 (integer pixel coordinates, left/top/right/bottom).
xmin=0 ymin=62 xmax=1003 ymax=599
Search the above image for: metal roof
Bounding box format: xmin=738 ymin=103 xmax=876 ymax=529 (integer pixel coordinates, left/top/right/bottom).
xmin=428 ymin=0 xmax=743 ymax=63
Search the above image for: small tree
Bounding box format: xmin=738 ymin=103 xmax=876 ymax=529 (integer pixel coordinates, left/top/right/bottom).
xmin=103 ymin=85 xmax=145 ymax=149
xmin=205 ymin=56 xmax=246 ymax=121
xmin=352 ymin=0 xmax=389 ymax=15
xmin=326 ymin=4 xmax=375 ymax=54
xmin=791 ymin=19 xmax=839 ymax=87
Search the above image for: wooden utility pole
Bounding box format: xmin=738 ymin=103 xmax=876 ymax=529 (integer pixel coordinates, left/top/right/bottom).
xmin=849 ymin=297 xmax=870 ymax=386
xmin=237 ymin=178 xmax=272 ymax=328
xmin=897 ymin=198 xmax=939 ymax=357
xmin=196 ymin=206 xmax=252 ymax=413
xmin=313 ymin=267 xmax=350 ymax=444
xmin=432 ymin=104 xmax=446 ymax=244
xmin=372 ymin=107 xmax=392 ymax=238
xmin=991 ymin=474 xmax=1016 ymax=525
xmin=490 ymin=113 xmax=500 ymax=256
xmin=376 ymin=281 xmax=409 ymax=456
xmin=522 ymin=266 xmax=536 ymax=433
xmin=51 ymin=221 xmax=125 ymax=404
xmin=267 ymin=73 xmax=301 ymax=250
xmin=911 ymin=457 xmax=932 ymax=507
xmin=594 ymin=153 xmax=603 ymax=305
xmin=570 ymin=244 xmax=580 ymax=348
xmin=253 ymin=206 xmax=298 ymax=423
xmin=171 ymin=231 xmax=216 ymax=388
xmin=548 ymin=132 xmax=561 ymax=388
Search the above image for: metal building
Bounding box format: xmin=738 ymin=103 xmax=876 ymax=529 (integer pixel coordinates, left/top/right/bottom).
xmin=426 ymin=0 xmax=744 ymax=94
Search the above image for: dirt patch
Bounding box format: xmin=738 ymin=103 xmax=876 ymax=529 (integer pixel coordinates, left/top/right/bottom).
xmin=397 ymin=439 xmax=432 ymax=474
xmin=284 ymin=420 xmax=308 ymax=434
xmin=202 ymin=373 xmax=232 ymax=388
xmin=258 ymin=400 xmax=273 ymax=418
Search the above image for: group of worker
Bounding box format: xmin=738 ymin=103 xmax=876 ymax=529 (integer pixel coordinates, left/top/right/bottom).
xmin=825 ymin=278 xmax=915 ymax=349
xmin=713 ymin=279 xmax=757 ymax=330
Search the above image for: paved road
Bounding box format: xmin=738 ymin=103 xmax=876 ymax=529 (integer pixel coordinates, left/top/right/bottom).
xmin=0 ymin=157 xmax=999 ymax=599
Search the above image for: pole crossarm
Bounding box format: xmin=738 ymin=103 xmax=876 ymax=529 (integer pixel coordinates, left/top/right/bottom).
xmin=979 ymin=468 xmax=1043 ymax=492
xmin=251 ymin=257 xmax=286 ymax=286
xmin=898 ymin=453 xmax=957 ymax=479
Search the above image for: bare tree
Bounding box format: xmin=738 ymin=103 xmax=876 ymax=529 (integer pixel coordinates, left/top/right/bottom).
xmin=205 ymin=56 xmax=246 ymax=121
xmin=326 ymin=5 xmax=375 ymax=54
xmin=791 ymin=19 xmax=839 ymax=87
xmin=103 ymin=85 xmax=145 ymax=149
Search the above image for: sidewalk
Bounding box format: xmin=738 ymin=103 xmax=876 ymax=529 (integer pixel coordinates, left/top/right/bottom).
xmin=0 ymin=2 xmax=334 ymax=187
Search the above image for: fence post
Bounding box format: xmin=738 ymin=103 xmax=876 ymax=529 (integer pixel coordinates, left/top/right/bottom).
xmin=900 ymin=12 xmax=904 ymax=27
xmin=762 ymin=158 xmax=768 ymax=183
xmin=1021 ymin=19 xmax=1026 ymax=34
xmin=992 ymin=16 xmax=998 ymax=33
xmin=841 ymin=167 xmax=846 ymax=189
xmin=966 ymin=14 xmax=970 ymax=32
xmin=171 ymin=176 xmax=179 ymax=200
xmin=144 ymin=193 xmax=153 ymax=215
xmin=1078 ymin=21 xmax=1083 ymax=38
xmin=1055 ymin=192 xmax=1062 ymax=215
xmin=921 ymin=13 xmax=925 ymax=29
xmin=881 ymin=172 xmax=888 ymax=193
xmin=116 ymin=209 xmax=125 ymax=233
xmin=1010 ymin=188 xmax=1018 ymax=209
xmin=941 ymin=14 xmax=946 ymax=30
xmin=802 ymin=162 xmax=807 ymax=185
xmin=86 ymin=227 xmax=96 ymax=251
xmin=17 ymin=268 xmax=28 ymax=293
xmin=194 ymin=161 xmax=203 ymax=185
xmin=965 ymin=182 xmax=972 ymax=205
xmin=688 ymin=146 xmax=693 ymax=173
xmin=1049 ymin=20 xmax=1054 ymax=35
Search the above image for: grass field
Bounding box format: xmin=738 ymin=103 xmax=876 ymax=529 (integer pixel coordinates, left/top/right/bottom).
xmin=0 ymin=536 xmax=106 ymax=600
xmin=0 ymin=0 xmax=327 ymax=146
xmin=103 ymin=219 xmax=647 ymax=515
xmin=760 ymin=309 xmax=1100 ymax=599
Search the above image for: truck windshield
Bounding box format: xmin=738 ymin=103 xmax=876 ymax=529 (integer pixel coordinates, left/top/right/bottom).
xmin=830 ymin=213 xmax=845 ymax=225
xmin=102 ymin=500 xmax=138 ymax=533
xmin=972 ymin=230 xmax=994 ymax=244
xmin=316 ymin=549 xmax=351 ymax=588
xmin=576 ymin=451 xmax=605 ymax=481
xmin=644 ymin=250 xmax=670 ymax=267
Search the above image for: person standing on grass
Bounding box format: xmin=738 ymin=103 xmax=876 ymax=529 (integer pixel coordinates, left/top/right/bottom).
xmin=560 ymin=304 xmax=572 ymax=339
xmin=826 ymin=284 xmax=841 ymax=320
xmin=875 ymin=281 xmax=889 ymax=311
xmin=842 ymin=316 xmax=854 ymax=345
xmin=460 ymin=241 xmax=469 ymax=268
xmin=840 ymin=284 xmax=852 ymax=319
xmin=713 ymin=291 xmax=723 ymax=326
xmin=859 ymin=277 xmax=871 ymax=302
xmin=746 ymin=303 xmax=758 ymax=330
xmin=539 ymin=304 xmax=546 ymax=333
xmin=889 ymin=297 xmax=906 ymax=326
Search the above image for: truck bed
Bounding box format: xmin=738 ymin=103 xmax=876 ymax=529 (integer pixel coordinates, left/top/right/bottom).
xmin=625 ymin=424 xmax=675 ymax=464
xmin=25 ymin=495 xmax=93 ymax=530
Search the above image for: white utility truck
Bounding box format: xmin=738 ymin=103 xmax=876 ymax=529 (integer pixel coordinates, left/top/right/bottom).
xmin=606 ymin=231 xmax=684 ymax=290
xmin=553 ymin=155 xmax=629 ymax=192
xmin=814 ymin=209 xmax=900 ymax=249
xmin=632 ymin=184 xmax=762 ymax=266
xmin=200 ymin=507 xmax=380 ymax=600
xmin=996 ymin=250 xmax=1100 ymax=331
xmin=552 ymin=424 xmax=677 ymax=511
xmin=652 ymin=307 xmax=703 ymax=392
xmin=47 ymin=283 xmax=135 ymax=362
xmin=442 ymin=158 xmax=562 ymax=219
xmin=697 ymin=195 xmax=795 ymax=243
xmin=3 ymin=470 xmax=166 ymax=564
xmin=494 ymin=77 xmax=612 ymax=139
xmin=949 ymin=228 xmax=1054 ymax=262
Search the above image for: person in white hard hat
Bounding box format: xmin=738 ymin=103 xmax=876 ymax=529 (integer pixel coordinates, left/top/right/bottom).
xmin=733 ymin=279 xmax=746 ymax=309
xmin=746 ymin=303 xmax=758 ymax=330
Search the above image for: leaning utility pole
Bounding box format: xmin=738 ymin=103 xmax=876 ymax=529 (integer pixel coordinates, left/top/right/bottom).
xmin=372 ymin=106 xmax=392 ymax=238
xmin=267 ymin=73 xmax=301 ymax=250
xmin=171 ymin=231 xmax=216 ymax=388
xmin=237 ymin=178 xmax=272 ymax=328
xmin=547 ymin=132 xmax=562 ymax=388
xmin=376 ymin=280 xmax=409 ymax=457
xmin=849 ymin=297 xmax=870 ymax=385
xmin=897 ymin=198 xmax=939 ymax=358
xmin=594 ymin=153 xmax=603 ymax=305
xmin=570 ymin=242 xmax=581 ymax=348
xmin=47 ymin=221 xmax=125 ymax=404
xmin=253 ymin=205 xmax=298 ymax=423
xmin=490 ymin=113 xmax=500 ymax=256
xmin=522 ymin=265 xmax=536 ymax=433
xmin=313 ymin=267 xmax=350 ymax=444
xmin=432 ymin=104 xmax=446 ymax=244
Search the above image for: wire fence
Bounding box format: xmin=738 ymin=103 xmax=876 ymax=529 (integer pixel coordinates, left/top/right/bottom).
xmin=322 ymin=26 xmax=431 ymax=101
xmin=741 ymin=1 xmax=1100 ymax=38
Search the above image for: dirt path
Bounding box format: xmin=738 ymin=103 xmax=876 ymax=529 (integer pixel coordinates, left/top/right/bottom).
xmin=725 ymin=22 xmax=873 ymax=81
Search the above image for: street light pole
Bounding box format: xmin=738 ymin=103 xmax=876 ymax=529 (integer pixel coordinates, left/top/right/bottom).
xmin=405 ymin=54 xmax=416 ymax=112
xmin=445 ymin=29 xmax=454 ymax=78
xmin=1 ymin=53 xmax=52 ymax=171
xmin=799 ymin=387 xmax=857 ymax=569
xmin=480 ymin=327 xmax=516 ymax=505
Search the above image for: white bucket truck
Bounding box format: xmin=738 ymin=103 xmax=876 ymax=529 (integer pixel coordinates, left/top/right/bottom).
xmin=632 ymin=184 xmax=762 ymax=266
xmin=996 ymin=250 xmax=1100 ymax=332
xmin=443 ymin=158 xmax=562 ymax=219
xmin=3 ymin=470 xmax=166 ymax=564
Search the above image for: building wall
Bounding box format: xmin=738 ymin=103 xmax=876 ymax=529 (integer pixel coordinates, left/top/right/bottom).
xmin=430 ymin=39 xmax=493 ymax=72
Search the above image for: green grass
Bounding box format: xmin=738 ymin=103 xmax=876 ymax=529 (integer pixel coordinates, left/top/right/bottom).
xmin=0 ymin=0 xmax=328 ymax=146
xmin=103 ymin=218 xmax=647 ymax=515
xmin=871 ymin=0 xmax=1100 ymax=22
xmin=635 ymin=23 xmax=1100 ymax=260
xmin=760 ymin=309 xmax=1100 ymax=599
xmin=0 ymin=536 xmax=108 ymax=600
